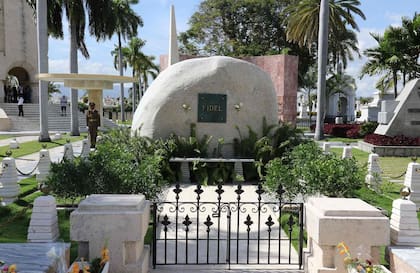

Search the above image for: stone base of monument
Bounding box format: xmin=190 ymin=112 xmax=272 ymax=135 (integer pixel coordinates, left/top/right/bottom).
xmin=388 ymin=247 xmax=420 ymax=273
xmin=71 ymin=194 xmax=150 ymax=273
xmin=304 ymin=198 xmax=390 ymax=273
xmin=358 ymin=141 xmax=420 ymax=157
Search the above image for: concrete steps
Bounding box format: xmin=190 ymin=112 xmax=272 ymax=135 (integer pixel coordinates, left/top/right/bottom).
xmin=0 ymin=103 xmax=117 ymax=132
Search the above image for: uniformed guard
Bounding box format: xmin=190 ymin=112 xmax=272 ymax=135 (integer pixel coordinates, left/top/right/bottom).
xmin=86 ymin=102 xmax=100 ymax=148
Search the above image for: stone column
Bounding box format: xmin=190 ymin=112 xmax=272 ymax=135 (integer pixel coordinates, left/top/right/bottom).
xmin=390 ymin=198 xmax=420 ymax=246
xmin=63 ymin=142 xmax=74 ymax=161
xmin=322 ymin=142 xmax=330 ymax=153
xmin=70 ymin=194 xmax=150 ymax=273
xmin=342 ymin=146 xmax=352 ymax=159
xmin=0 ymin=157 xmax=19 ymax=205
xmin=305 ymin=198 xmax=389 ymax=273
xmin=179 ymin=161 xmax=190 ymax=183
xmin=36 ymin=148 xmax=51 ymax=184
xmin=88 ymin=89 xmax=103 ymax=127
xmin=80 ymin=139 xmax=90 ymax=158
xmin=404 ymin=162 xmax=420 ymax=210
xmin=9 ymin=138 xmax=19 ymax=149
xmin=36 ymin=0 xmax=50 ymax=142
xmin=365 ymin=153 xmax=382 ymax=186
xmin=27 ymin=195 xmax=59 ymax=242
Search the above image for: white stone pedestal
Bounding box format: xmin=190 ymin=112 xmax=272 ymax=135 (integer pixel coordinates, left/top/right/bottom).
xmin=342 ymin=146 xmax=352 ymax=159
xmin=366 ymin=153 xmax=382 ymax=186
xmin=80 ymin=139 xmax=90 ymax=158
xmin=323 ymin=142 xmax=330 ymax=153
xmin=0 ymin=157 xmax=19 ymax=205
xmin=10 ymin=139 xmax=19 ymax=149
xmin=71 ymin=194 xmax=150 ymax=273
xmin=27 ymin=195 xmax=59 ymax=242
xmin=305 ymin=198 xmax=390 ymax=273
xmin=390 ymin=199 xmax=420 ymax=246
xmin=404 ymin=162 xmax=420 ymax=210
xmin=36 ymin=149 xmax=51 ymax=184
xmin=63 ymin=143 xmax=74 ymax=161
xmin=53 ymin=133 xmax=62 ymax=141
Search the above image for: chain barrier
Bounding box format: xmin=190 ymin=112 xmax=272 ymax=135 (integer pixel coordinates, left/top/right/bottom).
xmin=15 ymin=159 xmax=40 ymax=176
xmin=388 ymin=170 xmax=406 ymax=179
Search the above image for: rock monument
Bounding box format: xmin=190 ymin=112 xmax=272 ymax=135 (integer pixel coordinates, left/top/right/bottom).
xmin=131 ymin=56 xmax=278 ymax=157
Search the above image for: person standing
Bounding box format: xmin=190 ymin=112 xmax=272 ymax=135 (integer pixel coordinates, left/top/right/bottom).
xmin=60 ymin=95 xmax=68 ymax=116
xmin=86 ymin=102 xmax=100 ymax=148
xmin=17 ymin=96 xmax=24 ymax=116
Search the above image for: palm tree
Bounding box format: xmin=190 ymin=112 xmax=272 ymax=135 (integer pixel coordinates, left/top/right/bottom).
xmin=360 ymin=30 xmax=404 ymax=98
xmin=113 ymin=38 xmax=159 ymax=107
xmin=27 ymin=0 xmax=117 ymax=136
xmin=284 ymin=0 xmax=365 ymax=140
xmin=285 ymin=0 xmax=365 ymax=49
xmin=107 ymin=0 xmax=142 ymax=122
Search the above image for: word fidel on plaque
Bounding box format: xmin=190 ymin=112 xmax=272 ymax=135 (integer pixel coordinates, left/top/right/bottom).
xmin=198 ymin=93 xmax=227 ymax=123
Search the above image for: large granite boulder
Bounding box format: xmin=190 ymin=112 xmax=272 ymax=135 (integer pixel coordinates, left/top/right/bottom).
xmin=131 ymin=56 xmax=278 ymax=157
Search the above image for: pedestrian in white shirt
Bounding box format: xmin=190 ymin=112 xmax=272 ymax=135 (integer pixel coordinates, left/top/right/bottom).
xmin=18 ymin=96 xmax=24 ymax=116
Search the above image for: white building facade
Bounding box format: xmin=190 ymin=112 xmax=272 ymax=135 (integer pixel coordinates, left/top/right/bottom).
xmin=0 ymin=0 xmax=39 ymax=103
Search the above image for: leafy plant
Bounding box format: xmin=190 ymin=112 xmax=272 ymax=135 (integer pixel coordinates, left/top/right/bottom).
xmin=359 ymin=121 xmax=378 ymax=136
xmin=46 ymin=128 xmax=174 ymax=200
xmin=264 ymin=142 xmax=364 ymax=199
xmin=171 ymin=123 xmax=213 ymax=157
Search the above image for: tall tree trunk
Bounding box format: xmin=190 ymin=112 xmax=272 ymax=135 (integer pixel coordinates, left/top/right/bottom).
xmin=132 ymin=70 xmax=136 ymax=115
xmin=36 ymin=0 xmax=50 ymax=141
xmin=393 ymin=70 xmax=398 ymax=98
xmin=118 ymin=33 xmax=125 ymax=121
xmin=314 ymin=0 xmax=329 ymax=141
xmin=70 ymin=22 xmax=80 ymax=136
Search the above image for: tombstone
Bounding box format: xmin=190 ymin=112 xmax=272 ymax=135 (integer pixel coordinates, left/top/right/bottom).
xmin=342 ymin=146 xmax=352 ymax=159
xmin=0 ymin=157 xmax=19 ymax=205
xmin=365 ymin=153 xmax=382 ymax=186
xmin=27 ymin=195 xmax=59 ymax=242
xmin=131 ymin=56 xmax=278 ymax=157
xmin=71 ymin=194 xmax=150 ymax=273
xmin=36 ymin=148 xmax=51 ymax=184
xmin=403 ymin=162 xmax=420 ymax=210
xmin=9 ymin=138 xmax=19 ymax=149
xmin=63 ymin=142 xmax=74 ymax=161
xmin=390 ymin=197 xmax=420 ymax=246
xmin=375 ymin=79 xmax=420 ymax=137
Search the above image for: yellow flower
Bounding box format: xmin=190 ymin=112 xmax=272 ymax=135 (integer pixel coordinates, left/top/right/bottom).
xmin=8 ymin=264 xmax=16 ymax=273
xmin=72 ymin=262 xmax=79 ymax=273
xmin=100 ymin=246 xmax=110 ymax=266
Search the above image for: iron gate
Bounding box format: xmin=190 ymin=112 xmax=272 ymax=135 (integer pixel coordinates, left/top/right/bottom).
xmin=152 ymin=183 xmax=304 ymax=269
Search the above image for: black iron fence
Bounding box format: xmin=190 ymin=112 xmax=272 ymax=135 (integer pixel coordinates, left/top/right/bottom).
xmin=152 ymin=183 xmax=304 ymax=269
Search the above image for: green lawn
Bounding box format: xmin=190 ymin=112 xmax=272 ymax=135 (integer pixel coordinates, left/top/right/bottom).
xmin=330 ymin=147 xmax=415 ymax=180
xmin=0 ymin=135 xmax=17 ymax=140
xmin=0 ymin=134 xmax=86 ymax=160
xmin=324 ymin=136 xmax=362 ymax=143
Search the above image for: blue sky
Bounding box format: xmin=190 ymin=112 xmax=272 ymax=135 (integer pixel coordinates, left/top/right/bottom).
xmin=48 ymin=0 xmax=419 ymax=98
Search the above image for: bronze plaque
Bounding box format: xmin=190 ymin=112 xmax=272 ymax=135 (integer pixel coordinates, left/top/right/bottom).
xmin=198 ymin=93 xmax=227 ymax=123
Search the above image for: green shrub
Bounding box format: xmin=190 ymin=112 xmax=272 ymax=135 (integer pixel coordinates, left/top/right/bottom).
xmin=360 ymin=121 xmax=378 ymax=137
xmin=46 ymin=128 xmax=174 ymax=200
xmin=264 ymin=142 xmax=364 ymax=199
